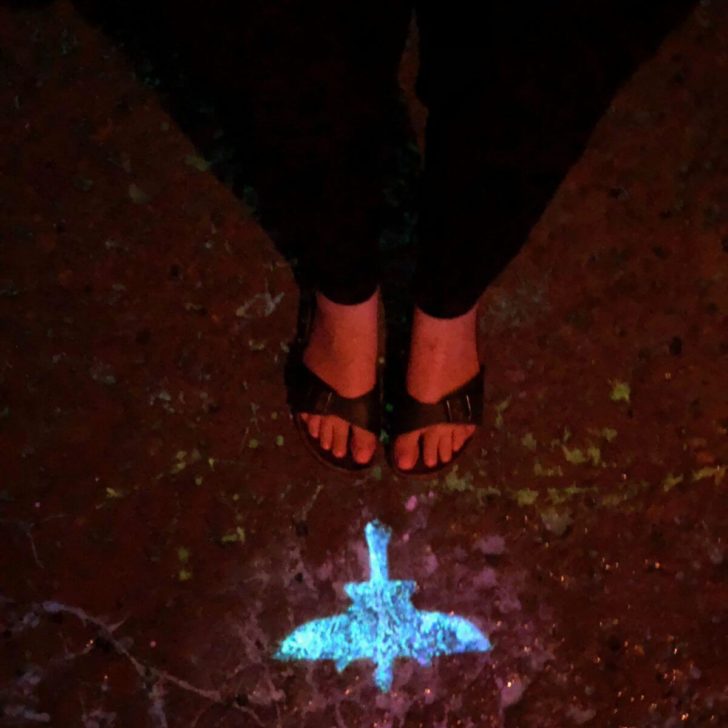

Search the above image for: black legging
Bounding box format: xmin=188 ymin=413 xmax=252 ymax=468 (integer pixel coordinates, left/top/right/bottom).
xmin=162 ymin=0 xmax=694 ymax=318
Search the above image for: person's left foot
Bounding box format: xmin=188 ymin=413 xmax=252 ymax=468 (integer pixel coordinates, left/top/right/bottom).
xmin=393 ymin=304 xmax=480 ymax=471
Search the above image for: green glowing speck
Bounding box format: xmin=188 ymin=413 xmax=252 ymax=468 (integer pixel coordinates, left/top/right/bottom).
xmin=692 ymin=466 xmax=726 ymax=485
xmin=220 ymin=526 xmax=246 ymax=544
xmin=178 ymin=569 xmax=192 ymax=582
xmin=586 ymin=445 xmax=601 ymax=466
xmin=521 ymin=432 xmax=537 ymax=451
xmin=494 ymin=397 xmax=511 ymax=429
xmin=548 ymin=484 xmax=595 ymax=504
xmin=513 ymin=488 xmax=539 ymax=506
xmin=601 ymin=427 xmax=618 ymax=442
xmin=609 ymin=380 xmax=631 ymax=403
xmin=533 ymin=460 xmax=563 ymax=477
xmin=562 ymin=445 xmax=587 ymax=464
xmin=662 ymin=473 xmax=684 ymax=492
xmin=443 ymin=466 xmax=474 ymax=493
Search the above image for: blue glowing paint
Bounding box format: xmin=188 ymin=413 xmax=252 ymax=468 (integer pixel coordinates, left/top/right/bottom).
xmin=275 ymin=520 xmax=491 ymax=691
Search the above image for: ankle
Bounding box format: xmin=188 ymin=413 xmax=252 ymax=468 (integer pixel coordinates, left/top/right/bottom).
xmin=410 ymin=303 xmax=478 ymax=346
xmin=314 ymin=287 xmax=377 ymax=341
xmin=302 ymin=290 xmax=379 ymax=396
xmin=406 ymin=304 xmax=480 ymax=401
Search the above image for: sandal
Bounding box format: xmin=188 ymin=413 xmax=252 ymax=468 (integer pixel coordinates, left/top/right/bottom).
xmin=286 ymin=293 xmax=381 ymax=473
xmin=290 ymin=364 xmax=381 ymax=472
xmin=386 ymin=366 xmax=485 ymax=478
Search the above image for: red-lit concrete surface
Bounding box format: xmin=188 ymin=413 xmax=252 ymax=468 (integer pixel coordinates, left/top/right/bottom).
xmin=1 ymin=2 xmax=727 ymax=726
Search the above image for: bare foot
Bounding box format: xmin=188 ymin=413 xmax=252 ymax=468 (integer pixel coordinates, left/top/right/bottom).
xmin=394 ymin=304 xmax=480 ymax=471
xmin=298 ymin=289 xmax=379 ymax=464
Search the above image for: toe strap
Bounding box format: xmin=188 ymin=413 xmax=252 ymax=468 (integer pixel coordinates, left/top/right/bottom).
xmin=290 ymin=364 xmax=381 ymax=434
xmin=392 ymin=367 xmax=484 ymax=433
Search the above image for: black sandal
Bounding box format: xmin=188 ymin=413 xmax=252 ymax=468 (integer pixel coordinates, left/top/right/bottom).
xmin=286 ymin=293 xmax=381 ymax=473
xmin=387 ymin=366 xmax=485 ymax=478
xmin=290 ymin=364 xmax=381 ymax=472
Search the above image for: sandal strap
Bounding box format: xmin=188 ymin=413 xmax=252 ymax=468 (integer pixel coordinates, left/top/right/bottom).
xmin=291 ymin=363 xmax=381 ymax=433
xmin=392 ymin=367 xmax=484 ymax=433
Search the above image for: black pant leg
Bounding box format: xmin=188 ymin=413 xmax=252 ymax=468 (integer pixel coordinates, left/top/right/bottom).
xmin=413 ymin=0 xmax=695 ymax=319
xmin=235 ymin=0 xmax=412 ymax=304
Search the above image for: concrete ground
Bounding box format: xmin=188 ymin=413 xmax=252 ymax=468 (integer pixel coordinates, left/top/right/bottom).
xmin=0 ymin=1 xmax=726 ymax=726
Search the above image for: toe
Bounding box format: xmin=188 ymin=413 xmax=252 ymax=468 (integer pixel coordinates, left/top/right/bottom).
xmin=394 ymin=430 xmax=421 ymax=471
xmin=352 ymin=426 xmax=376 ymax=464
xmin=452 ymin=426 xmax=468 ymax=452
xmin=331 ymin=416 xmax=350 ymax=459
xmin=307 ymin=414 xmax=321 ymax=439
xmin=438 ymin=430 xmax=453 ymax=463
xmin=319 ymin=417 xmax=334 ymax=451
xmin=454 ymin=424 xmax=476 ymax=451
xmin=423 ymin=427 xmax=442 ymax=468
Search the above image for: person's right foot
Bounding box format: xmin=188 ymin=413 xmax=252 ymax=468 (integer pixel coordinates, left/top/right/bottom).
xmin=299 ymin=289 xmax=379 ymax=464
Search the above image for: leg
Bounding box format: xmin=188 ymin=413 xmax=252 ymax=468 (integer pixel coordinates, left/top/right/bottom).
xmin=395 ymin=0 xmax=695 ymax=470
xmin=234 ymin=0 xmax=412 ymax=302
xmin=235 ymin=0 xmax=412 ymax=462
xmin=299 ymin=288 xmax=380 ymax=463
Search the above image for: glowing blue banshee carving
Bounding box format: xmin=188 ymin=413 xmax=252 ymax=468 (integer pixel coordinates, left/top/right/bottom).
xmin=275 ymin=520 xmax=491 ymax=691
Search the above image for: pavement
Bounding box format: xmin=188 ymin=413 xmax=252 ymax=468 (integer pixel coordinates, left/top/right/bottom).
xmin=0 ymin=1 xmax=726 ymax=726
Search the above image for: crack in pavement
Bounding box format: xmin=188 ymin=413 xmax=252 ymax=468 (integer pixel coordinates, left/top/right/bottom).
xmin=2 ymin=599 xmax=264 ymax=727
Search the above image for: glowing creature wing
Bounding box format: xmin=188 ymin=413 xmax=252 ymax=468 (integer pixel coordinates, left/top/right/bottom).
xmin=274 ymin=613 xmax=360 ymax=666
xmin=409 ymin=610 xmax=492 ymax=665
